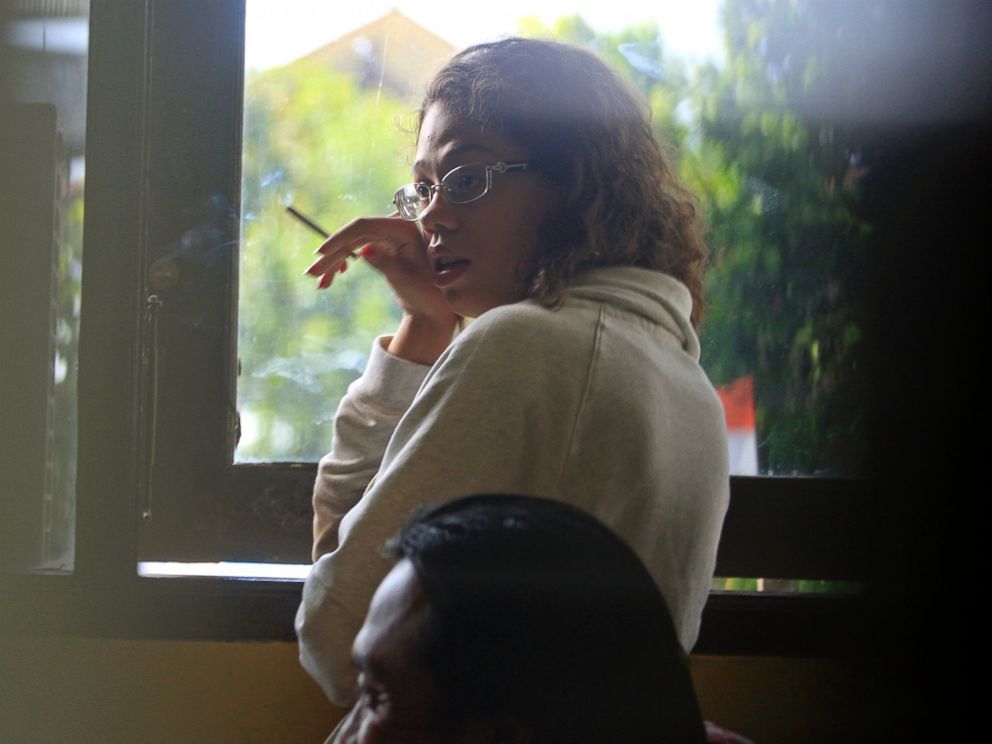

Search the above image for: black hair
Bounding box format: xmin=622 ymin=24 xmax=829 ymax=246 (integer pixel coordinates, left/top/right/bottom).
xmin=388 ymin=494 xmax=706 ymax=743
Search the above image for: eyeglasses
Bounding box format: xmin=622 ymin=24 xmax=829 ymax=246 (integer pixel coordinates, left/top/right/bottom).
xmin=392 ymin=160 xmax=531 ymax=221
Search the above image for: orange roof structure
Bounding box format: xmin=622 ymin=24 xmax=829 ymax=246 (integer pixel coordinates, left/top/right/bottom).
xmin=715 ymin=375 xmax=755 ymax=432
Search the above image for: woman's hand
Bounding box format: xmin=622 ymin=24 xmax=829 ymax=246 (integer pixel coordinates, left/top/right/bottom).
xmin=305 ymin=214 xmax=458 ymax=365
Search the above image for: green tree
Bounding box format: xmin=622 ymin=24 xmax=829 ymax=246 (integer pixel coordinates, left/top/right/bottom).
xmin=684 ymin=0 xmax=872 ymax=474
xmin=238 ymin=60 xmax=411 ymax=460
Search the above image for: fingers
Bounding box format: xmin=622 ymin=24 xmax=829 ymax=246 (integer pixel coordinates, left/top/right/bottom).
xmin=306 ymin=255 xmax=347 ymax=290
xmin=319 ymin=215 xmax=414 ymax=258
xmin=304 ymin=214 xmax=424 ymax=289
xmin=304 ymin=233 xmax=365 ymax=278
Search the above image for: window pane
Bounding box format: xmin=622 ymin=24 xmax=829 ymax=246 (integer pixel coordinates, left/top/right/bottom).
xmin=1 ymin=4 xmax=87 ymax=571
xmin=237 ymin=0 xmax=869 ymax=477
xmin=712 ymin=577 xmax=861 ymax=594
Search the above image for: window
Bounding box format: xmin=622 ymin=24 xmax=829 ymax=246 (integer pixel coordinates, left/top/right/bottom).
xmin=1 ymin=0 xmax=87 ymax=573
xmin=6 ymin=0 xmax=987 ymax=655
xmin=140 ymin=0 xmax=875 ymax=604
xmin=235 ymin=1 xmax=871 ymax=479
xmin=230 ymin=1 xmax=875 ymax=596
xmin=144 ymin=0 xmax=873 ymax=559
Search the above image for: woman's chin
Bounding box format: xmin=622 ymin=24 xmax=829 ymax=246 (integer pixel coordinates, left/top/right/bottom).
xmin=443 ymin=289 xmax=519 ymax=320
xmin=442 ymin=288 xmax=479 ymax=319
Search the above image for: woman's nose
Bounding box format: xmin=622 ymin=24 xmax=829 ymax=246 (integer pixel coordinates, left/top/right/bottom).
xmin=419 ymin=187 xmax=458 ymax=232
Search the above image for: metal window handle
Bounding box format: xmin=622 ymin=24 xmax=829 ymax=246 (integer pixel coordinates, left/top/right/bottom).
xmin=140 ymin=293 xmax=164 ymax=521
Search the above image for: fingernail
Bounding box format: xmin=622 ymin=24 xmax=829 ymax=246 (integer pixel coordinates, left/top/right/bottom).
xmin=318 ymin=273 xmax=332 ymax=289
xmin=361 ymin=245 xmax=377 ymax=259
xmin=304 ymin=262 xmax=320 ymax=276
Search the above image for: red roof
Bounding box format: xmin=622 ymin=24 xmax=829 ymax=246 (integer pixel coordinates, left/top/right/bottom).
xmin=715 ymin=375 xmax=755 ymax=431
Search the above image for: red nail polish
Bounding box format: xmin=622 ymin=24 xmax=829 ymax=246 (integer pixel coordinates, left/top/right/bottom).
xmin=361 ymin=245 xmax=377 ymax=259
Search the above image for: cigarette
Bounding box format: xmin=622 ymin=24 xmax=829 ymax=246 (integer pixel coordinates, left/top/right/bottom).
xmin=286 ymin=205 xmax=357 ymax=259
xmin=285 ymin=205 xmax=330 ymax=238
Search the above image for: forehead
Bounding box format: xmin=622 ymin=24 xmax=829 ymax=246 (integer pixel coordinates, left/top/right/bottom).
xmin=353 ymin=560 xmax=430 ymax=678
xmin=414 ymin=103 xmax=524 ymax=172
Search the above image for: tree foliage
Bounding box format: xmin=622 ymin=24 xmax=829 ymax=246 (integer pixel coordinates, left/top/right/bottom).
xmin=688 ymin=0 xmax=871 ymax=473
xmin=238 ymin=60 xmax=410 ymax=459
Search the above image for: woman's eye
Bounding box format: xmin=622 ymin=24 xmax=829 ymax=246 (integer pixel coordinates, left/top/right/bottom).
xmin=443 ymin=167 xmax=484 ymax=197
xmin=456 ymin=174 xmax=485 ymax=195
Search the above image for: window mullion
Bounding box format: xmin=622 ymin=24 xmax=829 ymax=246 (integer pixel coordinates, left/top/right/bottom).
xmin=136 ymin=0 xmax=246 ymax=562
xmin=74 ymin=0 xmax=152 ymax=583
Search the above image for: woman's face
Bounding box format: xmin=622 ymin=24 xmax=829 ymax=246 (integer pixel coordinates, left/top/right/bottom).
xmin=414 ymin=103 xmax=557 ymax=318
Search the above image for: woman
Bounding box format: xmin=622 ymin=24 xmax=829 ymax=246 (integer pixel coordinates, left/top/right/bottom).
xmin=297 ymin=37 xmax=729 ymax=707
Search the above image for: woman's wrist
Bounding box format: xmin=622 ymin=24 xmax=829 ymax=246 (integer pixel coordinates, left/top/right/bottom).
xmin=387 ymin=312 xmax=458 ymax=366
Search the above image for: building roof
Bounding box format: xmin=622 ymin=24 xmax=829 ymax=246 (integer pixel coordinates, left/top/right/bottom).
xmin=295 ymin=9 xmax=457 ymax=104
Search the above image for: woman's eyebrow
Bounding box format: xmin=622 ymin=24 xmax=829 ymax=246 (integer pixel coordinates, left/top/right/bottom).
xmin=413 ymin=142 xmax=496 ymax=176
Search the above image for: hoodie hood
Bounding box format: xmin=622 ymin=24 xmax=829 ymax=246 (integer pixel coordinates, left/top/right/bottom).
xmin=566 ymin=266 xmax=700 ymax=360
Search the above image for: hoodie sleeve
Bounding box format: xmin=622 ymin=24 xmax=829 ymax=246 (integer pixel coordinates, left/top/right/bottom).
xmin=311 ymin=336 xmax=431 ymax=560
xmin=297 ymin=306 xmax=587 ymax=706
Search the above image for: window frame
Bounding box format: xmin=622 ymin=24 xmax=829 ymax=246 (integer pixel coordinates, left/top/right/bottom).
xmin=1 ymin=0 xmax=889 ymax=658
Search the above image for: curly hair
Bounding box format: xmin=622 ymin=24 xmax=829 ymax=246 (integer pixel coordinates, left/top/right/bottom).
xmin=419 ymin=37 xmax=708 ymax=326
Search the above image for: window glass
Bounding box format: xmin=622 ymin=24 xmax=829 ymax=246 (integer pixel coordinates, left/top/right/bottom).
xmin=712 ymin=577 xmax=861 ymax=594
xmin=1 ymin=3 xmax=87 ymax=571
xmin=237 ymin=0 xmax=870 ymax=478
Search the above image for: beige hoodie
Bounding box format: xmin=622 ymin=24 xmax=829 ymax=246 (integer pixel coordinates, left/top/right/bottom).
xmin=296 ymin=266 xmax=730 ymax=706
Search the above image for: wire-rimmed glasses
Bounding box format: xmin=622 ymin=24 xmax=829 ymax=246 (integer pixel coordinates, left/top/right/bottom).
xmin=392 ymin=160 xmax=531 ymax=221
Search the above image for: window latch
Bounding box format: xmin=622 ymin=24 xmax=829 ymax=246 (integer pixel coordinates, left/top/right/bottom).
xmin=140 ymin=293 xmax=164 ymax=521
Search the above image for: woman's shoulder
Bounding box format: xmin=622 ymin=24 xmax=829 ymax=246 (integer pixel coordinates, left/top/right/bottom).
xmin=422 ymin=300 xmax=597 ymax=400
xmin=458 ymin=298 xmax=590 ymax=349
xmin=430 ymin=300 xmax=595 ymax=381
xmin=470 ymin=298 xmax=554 ymax=329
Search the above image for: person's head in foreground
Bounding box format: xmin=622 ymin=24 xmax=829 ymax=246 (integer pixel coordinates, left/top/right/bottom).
xmin=337 ymin=495 xmax=706 ymax=744
xmin=398 ymin=36 xmax=706 ymax=324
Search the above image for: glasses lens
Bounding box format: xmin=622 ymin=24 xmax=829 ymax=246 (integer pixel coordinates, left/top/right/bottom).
xmin=394 ymin=183 xmax=427 ymax=220
xmin=441 ymin=164 xmax=489 ymax=204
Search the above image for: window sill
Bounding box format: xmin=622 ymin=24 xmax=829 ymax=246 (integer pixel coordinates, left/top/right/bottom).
xmin=2 ymin=572 xmax=877 ymax=656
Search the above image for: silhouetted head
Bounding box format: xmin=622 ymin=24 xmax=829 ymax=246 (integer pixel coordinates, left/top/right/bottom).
xmin=345 ymin=494 xmax=706 ymax=743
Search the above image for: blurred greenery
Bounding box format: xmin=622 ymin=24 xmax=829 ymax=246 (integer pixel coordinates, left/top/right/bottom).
xmin=238 ymin=60 xmax=411 ymax=459
xmin=714 ymin=576 xmax=861 ymax=594
xmin=237 ymin=0 xmax=870 ymax=476
xmin=52 ymin=182 xmax=84 ymax=568
xmin=689 ymin=0 xmax=872 ymax=474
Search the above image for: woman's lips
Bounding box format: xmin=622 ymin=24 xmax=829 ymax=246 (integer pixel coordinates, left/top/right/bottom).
xmin=432 ymin=256 xmax=470 ymax=287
